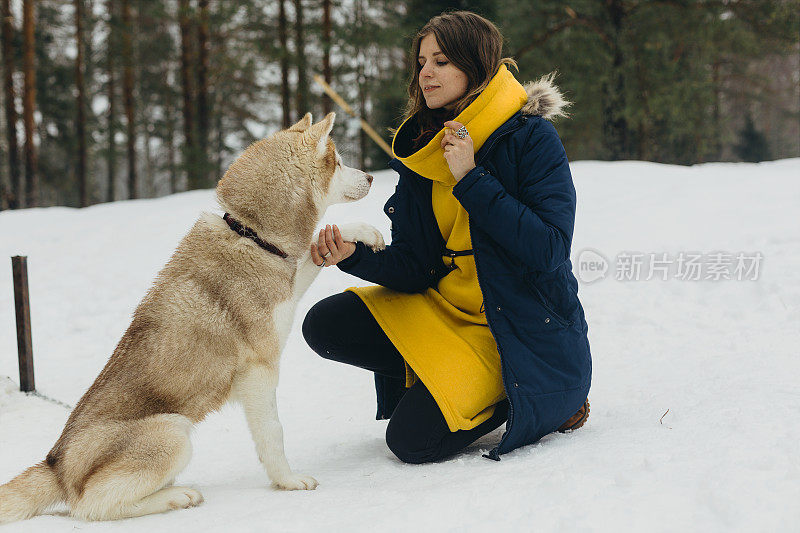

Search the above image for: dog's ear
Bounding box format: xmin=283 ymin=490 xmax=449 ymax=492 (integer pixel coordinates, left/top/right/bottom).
xmin=305 ymin=112 xmax=336 ymax=158
xmin=288 ymin=112 xmax=313 ymax=132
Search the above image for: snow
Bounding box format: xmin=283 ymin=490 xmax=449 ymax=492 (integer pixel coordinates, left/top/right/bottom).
xmin=1 ymin=158 xmax=799 ymax=531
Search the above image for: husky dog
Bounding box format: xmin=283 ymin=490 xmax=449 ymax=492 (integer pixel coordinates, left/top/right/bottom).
xmin=0 ymin=112 xmax=385 ymax=522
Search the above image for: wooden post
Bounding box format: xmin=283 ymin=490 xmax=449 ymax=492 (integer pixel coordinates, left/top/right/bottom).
xmin=12 ymin=256 xmax=35 ymax=392
xmin=312 ymin=74 xmax=393 ymax=157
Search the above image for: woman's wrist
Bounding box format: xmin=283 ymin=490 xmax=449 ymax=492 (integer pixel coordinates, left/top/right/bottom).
xmin=341 ymin=241 xmax=356 ymax=260
xmin=336 ymin=241 xmax=363 ymax=269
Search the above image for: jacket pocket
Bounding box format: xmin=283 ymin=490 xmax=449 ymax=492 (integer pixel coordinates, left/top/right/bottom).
xmin=524 ymin=273 xmax=575 ymax=328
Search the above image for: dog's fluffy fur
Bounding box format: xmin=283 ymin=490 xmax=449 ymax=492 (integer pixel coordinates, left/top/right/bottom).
xmin=0 ymin=112 xmax=385 ymax=522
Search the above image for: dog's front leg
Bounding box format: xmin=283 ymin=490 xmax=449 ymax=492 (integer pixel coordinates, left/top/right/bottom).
xmin=233 ymin=366 xmax=318 ymax=490
xmin=293 ymin=250 xmax=322 ymax=301
xmin=337 ymin=222 xmax=386 ymax=252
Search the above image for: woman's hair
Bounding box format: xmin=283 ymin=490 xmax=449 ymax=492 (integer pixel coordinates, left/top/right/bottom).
xmin=398 ymin=10 xmax=518 ymax=150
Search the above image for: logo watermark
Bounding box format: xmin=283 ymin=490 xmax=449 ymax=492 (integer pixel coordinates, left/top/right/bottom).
xmin=576 ymin=248 xmax=763 ymax=284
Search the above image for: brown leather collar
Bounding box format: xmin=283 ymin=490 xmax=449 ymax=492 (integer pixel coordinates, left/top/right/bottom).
xmin=222 ymin=213 xmax=288 ymax=259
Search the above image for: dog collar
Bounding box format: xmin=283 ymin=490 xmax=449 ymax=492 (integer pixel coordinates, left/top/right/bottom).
xmin=222 ymin=213 xmax=288 ymax=259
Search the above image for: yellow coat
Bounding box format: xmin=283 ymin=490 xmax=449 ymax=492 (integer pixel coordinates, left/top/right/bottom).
xmin=346 ymin=65 xmax=529 ymax=431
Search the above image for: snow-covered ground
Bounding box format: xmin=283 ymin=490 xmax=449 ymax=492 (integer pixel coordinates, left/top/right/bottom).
xmin=1 ymin=158 xmax=798 ymax=532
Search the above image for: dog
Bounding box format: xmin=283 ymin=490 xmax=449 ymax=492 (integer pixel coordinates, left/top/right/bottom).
xmin=0 ymin=112 xmax=385 ymax=522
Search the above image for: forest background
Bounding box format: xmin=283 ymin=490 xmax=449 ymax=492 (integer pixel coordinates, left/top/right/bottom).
xmin=0 ymin=0 xmax=797 ymax=209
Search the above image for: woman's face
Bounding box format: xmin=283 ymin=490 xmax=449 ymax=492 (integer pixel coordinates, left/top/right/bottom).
xmin=417 ymin=33 xmax=468 ymax=111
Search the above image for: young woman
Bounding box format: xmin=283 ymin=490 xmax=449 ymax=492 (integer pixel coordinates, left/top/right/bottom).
xmin=302 ymin=11 xmax=592 ymax=463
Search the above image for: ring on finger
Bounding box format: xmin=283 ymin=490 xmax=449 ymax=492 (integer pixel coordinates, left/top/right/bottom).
xmin=455 ymin=126 xmax=469 ymax=139
xmin=323 ymin=251 xmax=332 ymax=259
xmin=320 ymin=258 xmax=326 ymax=267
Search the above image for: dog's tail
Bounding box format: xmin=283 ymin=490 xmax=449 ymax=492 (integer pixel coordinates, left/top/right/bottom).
xmin=0 ymin=461 xmax=64 ymax=523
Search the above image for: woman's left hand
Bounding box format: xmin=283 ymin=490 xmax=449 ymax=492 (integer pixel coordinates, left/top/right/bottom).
xmin=441 ymin=120 xmax=476 ymax=182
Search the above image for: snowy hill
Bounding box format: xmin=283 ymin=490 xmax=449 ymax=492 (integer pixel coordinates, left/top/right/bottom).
xmin=1 ymin=158 xmax=798 ymax=532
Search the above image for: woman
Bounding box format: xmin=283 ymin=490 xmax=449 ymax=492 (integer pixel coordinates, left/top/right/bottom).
xmin=302 ymin=10 xmax=592 ymax=464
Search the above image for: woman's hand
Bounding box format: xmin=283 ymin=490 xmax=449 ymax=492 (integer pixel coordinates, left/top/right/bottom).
xmin=310 ymin=224 xmax=356 ymax=267
xmin=441 ymin=120 xmax=476 ymax=182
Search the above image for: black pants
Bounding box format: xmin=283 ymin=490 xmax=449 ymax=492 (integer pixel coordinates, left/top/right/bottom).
xmin=302 ymin=290 xmax=508 ymax=464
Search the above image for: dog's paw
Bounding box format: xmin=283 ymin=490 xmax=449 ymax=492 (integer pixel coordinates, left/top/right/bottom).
xmin=337 ymin=222 xmax=386 ymax=252
xmin=271 ymin=473 xmax=319 ymax=491
xmin=166 ymin=487 xmax=204 ymax=510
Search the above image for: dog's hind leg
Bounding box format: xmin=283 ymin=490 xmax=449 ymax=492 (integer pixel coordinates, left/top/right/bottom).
xmin=69 ymin=414 xmax=203 ymax=521
xmin=231 ymin=365 xmax=318 ymax=490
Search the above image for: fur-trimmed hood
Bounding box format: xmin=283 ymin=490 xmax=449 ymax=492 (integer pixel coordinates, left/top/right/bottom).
xmin=520 ymin=72 xmax=571 ymax=121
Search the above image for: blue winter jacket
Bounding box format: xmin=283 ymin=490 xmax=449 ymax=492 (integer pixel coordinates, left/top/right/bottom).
xmin=336 ymin=80 xmax=592 ymax=459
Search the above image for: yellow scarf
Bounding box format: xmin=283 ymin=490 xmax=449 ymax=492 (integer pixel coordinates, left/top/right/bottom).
xmin=391 ymin=63 xmax=529 ymax=185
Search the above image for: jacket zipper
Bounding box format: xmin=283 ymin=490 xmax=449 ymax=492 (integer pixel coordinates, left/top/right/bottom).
xmin=469 ymin=118 xmax=527 ymax=461
xmin=470 ymin=224 xmax=514 ymax=462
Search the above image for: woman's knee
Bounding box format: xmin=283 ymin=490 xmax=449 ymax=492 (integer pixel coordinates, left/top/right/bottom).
xmin=301 ymin=301 xmax=336 ymax=358
xmin=385 ymin=417 xmax=438 ymax=465
xmin=384 ymin=386 xmax=446 ymax=464
xmin=301 ymin=301 xmax=323 ymax=349
xmin=305 ymin=290 xmax=375 ymax=350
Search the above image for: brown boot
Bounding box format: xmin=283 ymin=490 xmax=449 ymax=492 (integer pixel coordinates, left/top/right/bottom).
xmin=557 ymin=399 xmax=590 ymax=433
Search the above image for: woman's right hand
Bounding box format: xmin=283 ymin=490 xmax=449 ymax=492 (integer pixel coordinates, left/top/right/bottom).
xmin=311 ymin=224 xmax=356 ymax=267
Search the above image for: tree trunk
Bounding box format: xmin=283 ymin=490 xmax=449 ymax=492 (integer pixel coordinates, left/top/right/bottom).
xmin=711 ymin=58 xmax=722 ymax=161
xmin=135 ymin=2 xmax=153 ymax=197
xmin=144 ymin=120 xmax=153 ymax=197
xmin=106 ymin=0 xmax=117 ymax=201
xmin=121 ymin=0 xmax=136 ymax=198
xmin=601 ymin=0 xmax=631 ymax=160
xmin=209 ymin=12 xmax=223 ymax=182
xmin=293 ymin=0 xmax=308 ymax=118
xmin=631 ymin=39 xmax=650 ymax=161
xmin=196 ymin=0 xmax=210 ymax=187
xmin=179 ymin=0 xmax=197 ymax=189
xmin=165 ymin=67 xmax=177 ymax=194
xmin=357 ymin=70 xmax=367 ymax=169
xmin=215 ymin=106 xmax=222 ymax=181
xmin=356 ymin=0 xmax=366 ymax=168
xmin=322 ymin=0 xmax=332 ymax=115
xmin=84 ymin=0 xmax=96 ymax=91
xmin=22 ymin=0 xmax=37 ymax=208
xmin=1 ymin=0 xmax=20 ymax=209
xmin=74 ymin=0 xmax=88 ymax=206
xmin=278 ymin=0 xmax=291 ymax=127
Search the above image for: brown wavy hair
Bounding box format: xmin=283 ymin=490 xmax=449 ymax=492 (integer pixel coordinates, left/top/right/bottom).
xmin=395 ymin=11 xmax=518 ymax=152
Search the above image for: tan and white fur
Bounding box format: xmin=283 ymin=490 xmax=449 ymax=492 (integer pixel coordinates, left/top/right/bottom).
xmin=0 ymin=112 xmax=385 ymax=523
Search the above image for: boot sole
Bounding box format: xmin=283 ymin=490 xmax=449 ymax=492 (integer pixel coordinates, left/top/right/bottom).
xmin=557 ymin=400 xmax=590 ymax=433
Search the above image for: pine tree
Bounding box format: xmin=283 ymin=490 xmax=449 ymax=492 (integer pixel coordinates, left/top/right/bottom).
xmin=196 ymin=0 xmax=211 ymax=187
xmin=497 ymin=0 xmax=798 ymax=164
xmin=74 ymin=0 xmax=88 ymax=206
xmin=22 ymin=0 xmax=38 ymax=207
xmin=104 ymin=0 xmax=120 ymax=202
xmin=1 ymin=0 xmax=20 ymax=208
xmin=277 ymin=0 xmax=291 ymax=127
xmin=178 ymin=0 xmax=198 ymax=189
xmin=321 ymin=0 xmax=332 ymax=115
xmin=121 ymin=0 xmax=136 ymax=198
xmin=134 ymin=0 xmax=180 ymax=196
xmin=293 ymin=0 xmax=309 ymax=118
